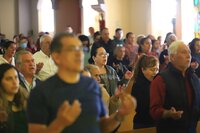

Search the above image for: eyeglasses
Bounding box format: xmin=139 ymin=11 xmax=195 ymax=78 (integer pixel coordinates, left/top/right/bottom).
xmin=97 ymin=52 xmax=109 ymax=57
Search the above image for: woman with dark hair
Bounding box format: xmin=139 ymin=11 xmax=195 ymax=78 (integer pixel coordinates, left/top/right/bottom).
xmin=0 ymin=41 xmax=16 ymax=65
xmin=131 ymin=37 xmax=153 ymax=70
xmin=131 ymin=55 xmax=159 ymax=129
xmin=0 ymin=63 xmax=28 ymax=133
xmin=78 ymin=35 xmax=90 ymax=66
xmin=151 ymin=39 xmax=160 ymax=58
xmin=189 ymin=38 xmax=200 ymax=77
xmin=89 ymin=45 xmax=133 ymax=98
xmin=138 ymin=37 xmax=152 ymax=55
xmin=189 ymin=38 xmax=200 ymax=56
xmin=164 ymin=32 xmax=172 ymax=44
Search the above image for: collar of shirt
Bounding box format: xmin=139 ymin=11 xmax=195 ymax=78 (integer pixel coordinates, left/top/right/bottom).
xmin=19 ymin=73 xmax=36 ymax=92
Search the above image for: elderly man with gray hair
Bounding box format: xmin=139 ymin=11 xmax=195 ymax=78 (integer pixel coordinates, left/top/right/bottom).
xmin=33 ymin=35 xmax=57 ymax=80
xmin=15 ymin=50 xmax=40 ymax=92
xmin=150 ymin=40 xmax=200 ymax=133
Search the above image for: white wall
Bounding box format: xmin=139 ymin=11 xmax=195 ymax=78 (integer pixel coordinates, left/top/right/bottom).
xmin=82 ymin=0 xmax=152 ymax=37
xmin=104 ymin=0 xmax=152 ymax=37
xmin=18 ymin=0 xmax=31 ymax=35
xmin=104 ymin=0 xmax=131 ymax=37
xmin=130 ymin=0 xmax=152 ymax=35
xmin=82 ymin=0 xmax=99 ymax=35
xmin=30 ymin=0 xmax=39 ymax=40
xmin=0 ymin=0 xmax=17 ymax=39
xmin=0 ymin=0 xmax=38 ymax=39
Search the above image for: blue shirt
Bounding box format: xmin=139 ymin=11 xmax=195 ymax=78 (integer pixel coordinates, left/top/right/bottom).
xmin=27 ymin=74 xmax=106 ymax=133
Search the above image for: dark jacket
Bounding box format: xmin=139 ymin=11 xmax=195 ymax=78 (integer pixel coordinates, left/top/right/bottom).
xmin=191 ymin=54 xmax=200 ymax=78
xmin=0 ymin=102 xmax=27 ymax=133
xmin=111 ymin=57 xmax=128 ymax=79
xmin=157 ymin=63 xmax=200 ymax=133
xmin=131 ymin=73 xmax=155 ymax=128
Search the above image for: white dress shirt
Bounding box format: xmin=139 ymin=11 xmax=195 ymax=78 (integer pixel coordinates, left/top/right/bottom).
xmin=33 ymin=50 xmax=57 ymax=81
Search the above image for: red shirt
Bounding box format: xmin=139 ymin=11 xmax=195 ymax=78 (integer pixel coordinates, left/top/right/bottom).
xmin=150 ymin=75 xmax=193 ymax=120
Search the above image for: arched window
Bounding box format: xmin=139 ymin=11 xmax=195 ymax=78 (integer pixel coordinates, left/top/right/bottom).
xmin=37 ymin=0 xmax=54 ymax=34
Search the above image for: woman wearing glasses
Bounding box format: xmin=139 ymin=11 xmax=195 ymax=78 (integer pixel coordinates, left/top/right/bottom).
xmin=89 ymin=45 xmax=133 ymax=111
xmin=131 ymin=55 xmax=159 ymax=129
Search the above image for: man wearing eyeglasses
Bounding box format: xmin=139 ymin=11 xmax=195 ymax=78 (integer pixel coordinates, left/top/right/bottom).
xmin=27 ymin=33 xmax=136 ymax=133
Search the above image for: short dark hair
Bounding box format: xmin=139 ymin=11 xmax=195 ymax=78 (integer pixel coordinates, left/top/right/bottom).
xmin=78 ymin=35 xmax=90 ymax=46
xmin=138 ymin=37 xmax=151 ymax=53
xmin=126 ymin=32 xmax=133 ymax=39
xmin=88 ymin=44 xmax=103 ymax=64
xmin=115 ymin=28 xmax=122 ymax=33
xmin=189 ymin=38 xmax=200 ymax=55
xmin=50 ymin=32 xmax=76 ymax=53
xmin=140 ymin=37 xmax=151 ymax=45
xmin=164 ymin=32 xmax=173 ymax=43
xmin=94 ymin=31 xmax=100 ymax=39
xmin=3 ymin=40 xmax=15 ymax=49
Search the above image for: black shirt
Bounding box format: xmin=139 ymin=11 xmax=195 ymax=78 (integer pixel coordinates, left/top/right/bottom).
xmin=131 ymin=74 xmax=155 ymax=128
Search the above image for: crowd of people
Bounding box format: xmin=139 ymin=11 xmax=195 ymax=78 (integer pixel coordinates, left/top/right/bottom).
xmin=0 ymin=26 xmax=200 ymax=133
